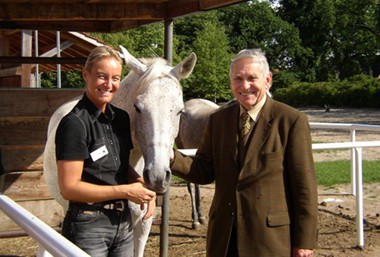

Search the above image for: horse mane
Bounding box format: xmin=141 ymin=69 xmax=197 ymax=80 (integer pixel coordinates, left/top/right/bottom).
xmin=135 ymin=58 xmax=181 ymax=94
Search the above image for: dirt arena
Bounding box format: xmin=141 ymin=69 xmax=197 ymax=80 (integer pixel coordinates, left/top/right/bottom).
xmin=1 ymin=107 xmax=380 ymax=257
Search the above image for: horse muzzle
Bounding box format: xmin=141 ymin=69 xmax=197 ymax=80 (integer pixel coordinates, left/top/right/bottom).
xmin=143 ymin=167 xmax=171 ymax=194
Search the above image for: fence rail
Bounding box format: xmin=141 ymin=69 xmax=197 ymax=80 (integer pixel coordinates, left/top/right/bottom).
xmin=0 ymin=193 xmax=90 ymax=257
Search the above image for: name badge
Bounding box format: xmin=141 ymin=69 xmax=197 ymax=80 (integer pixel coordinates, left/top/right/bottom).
xmin=90 ymin=145 xmax=108 ymax=162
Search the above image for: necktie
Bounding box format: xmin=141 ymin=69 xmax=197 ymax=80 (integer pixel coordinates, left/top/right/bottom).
xmin=239 ymin=112 xmax=251 ymax=167
xmin=241 ymin=112 xmax=251 ymax=137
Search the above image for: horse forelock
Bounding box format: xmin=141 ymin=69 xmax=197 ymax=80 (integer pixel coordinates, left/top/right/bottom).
xmin=136 ymin=59 xmax=180 ymax=94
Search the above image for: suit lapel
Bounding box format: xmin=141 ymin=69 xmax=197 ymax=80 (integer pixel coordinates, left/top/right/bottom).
xmin=222 ymin=102 xmax=240 ymax=163
xmin=240 ymin=98 xmax=274 ymax=174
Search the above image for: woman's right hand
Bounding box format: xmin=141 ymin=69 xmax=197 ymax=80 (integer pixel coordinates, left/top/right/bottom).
xmin=123 ymin=182 xmax=156 ymax=205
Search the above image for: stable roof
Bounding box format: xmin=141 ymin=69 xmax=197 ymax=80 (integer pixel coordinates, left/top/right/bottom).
xmin=0 ymin=0 xmax=245 ymax=33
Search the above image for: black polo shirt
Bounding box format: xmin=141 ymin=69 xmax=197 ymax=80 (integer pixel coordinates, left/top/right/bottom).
xmin=55 ymin=93 xmax=133 ymax=186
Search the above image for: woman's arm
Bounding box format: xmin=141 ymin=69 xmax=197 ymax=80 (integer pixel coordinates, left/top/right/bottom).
xmin=57 ymin=160 xmax=156 ymax=206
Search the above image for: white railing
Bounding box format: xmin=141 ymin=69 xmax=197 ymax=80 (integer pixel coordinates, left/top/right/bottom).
xmin=179 ymin=122 xmax=380 ymax=249
xmin=0 ymin=194 xmax=90 ymax=257
xmin=310 ymin=122 xmax=380 ymax=195
xmin=309 ymin=122 xmax=380 ymax=248
xmin=0 ymin=122 xmax=379 ymax=255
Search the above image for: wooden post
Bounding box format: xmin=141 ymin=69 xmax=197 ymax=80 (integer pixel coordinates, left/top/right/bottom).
xmin=21 ymin=30 xmax=33 ymax=88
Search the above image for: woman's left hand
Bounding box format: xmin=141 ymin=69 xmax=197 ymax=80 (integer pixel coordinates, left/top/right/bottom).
xmin=142 ymin=196 xmax=156 ymax=220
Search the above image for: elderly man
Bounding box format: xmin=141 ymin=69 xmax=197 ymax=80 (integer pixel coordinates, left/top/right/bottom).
xmin=171 ymin=49 xmax=318 ymax=257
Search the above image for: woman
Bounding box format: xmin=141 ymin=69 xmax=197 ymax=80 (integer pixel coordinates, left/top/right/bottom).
xmin=55 ymin=45 xmax=156 ymax=257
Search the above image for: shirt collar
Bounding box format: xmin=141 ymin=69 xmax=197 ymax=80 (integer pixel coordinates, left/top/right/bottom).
xmin=82 ymin=93 xmax=115 ymax=122
xmin=240 ymin=93 xmax=267 ymax=122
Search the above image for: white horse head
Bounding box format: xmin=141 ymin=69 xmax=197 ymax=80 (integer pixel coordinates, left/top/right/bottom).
xmin=113 ymin=46 xmax=197 ymax=193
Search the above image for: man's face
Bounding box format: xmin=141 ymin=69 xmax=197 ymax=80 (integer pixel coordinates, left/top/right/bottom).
xmin=83 ymin=57 xmax=122 ymax=112
xmin=230 ymin=57 xmax=272 ymax=110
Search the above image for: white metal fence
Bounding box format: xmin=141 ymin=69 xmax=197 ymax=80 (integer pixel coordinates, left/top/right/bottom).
xmin=0 ymin=122 xmax=379 ymax=255
xmin=309 ymin=122 xmax=380 ymax=248
xmin=0 ymin=193 xmax=90 ymax=257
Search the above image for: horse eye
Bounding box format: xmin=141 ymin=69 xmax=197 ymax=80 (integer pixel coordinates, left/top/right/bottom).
xmin=134 ymin=104 xmax=141 ymax=113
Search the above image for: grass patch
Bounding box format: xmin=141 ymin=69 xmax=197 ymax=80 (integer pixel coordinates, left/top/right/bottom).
xmin=316 ymin=160 xmax=380 ymax=186
xmin=171 ymin=175 xmax=187 ymax=184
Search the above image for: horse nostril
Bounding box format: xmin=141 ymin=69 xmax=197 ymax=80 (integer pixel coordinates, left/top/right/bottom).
xmin=164 ymin=169 xmax=172 ymax=187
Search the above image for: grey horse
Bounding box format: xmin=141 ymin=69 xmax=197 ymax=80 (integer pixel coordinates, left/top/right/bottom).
xmin=175 ymin=98 xmax=219 ymax=229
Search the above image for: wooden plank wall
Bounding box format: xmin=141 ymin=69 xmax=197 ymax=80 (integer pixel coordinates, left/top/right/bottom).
xmin=0 ymin=88 xmax=83 ymax=235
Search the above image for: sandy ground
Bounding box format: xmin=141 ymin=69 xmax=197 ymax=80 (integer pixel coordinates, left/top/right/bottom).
xmin=0 ymin=107 xmax=379 ymax=257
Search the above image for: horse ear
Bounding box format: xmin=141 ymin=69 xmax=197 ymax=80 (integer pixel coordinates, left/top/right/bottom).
xmin=171 ymin=52 xmax=197 ymax=79
xmin=119 ymin=45 xmax=147 ymax=75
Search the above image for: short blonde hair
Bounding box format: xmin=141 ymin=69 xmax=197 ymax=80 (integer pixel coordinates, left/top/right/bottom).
xmin=84 ymin=45 xmax=122 ymax=72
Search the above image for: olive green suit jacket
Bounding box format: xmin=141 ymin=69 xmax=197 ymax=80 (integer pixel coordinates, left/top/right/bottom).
xmin=171 ymin=97 xmax=318 ymax=257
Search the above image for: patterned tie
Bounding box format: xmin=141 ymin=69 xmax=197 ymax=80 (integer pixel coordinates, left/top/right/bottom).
xmin=241 ymin=112 xmax=251 ymax=137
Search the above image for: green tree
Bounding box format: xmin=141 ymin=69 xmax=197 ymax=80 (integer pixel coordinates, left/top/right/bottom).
xmin=189 ymin=20 xmax=232 ymax=102
xmin=278 ymin=0 xmax=380 ymax=80
xmin=92 ymin=22 xmax=166 ymax=58
xmin=218 ymin=1 xmax=314 ymax=87
xmin=41 ymin=71 xmax=84 ymax=88
xmin=174 ymin=11 xmax=220 ymax=56
xmin=331 ymin=0 xmax=379 ymax=78
xmin=174 ymin=11 xmax=233 ymax=101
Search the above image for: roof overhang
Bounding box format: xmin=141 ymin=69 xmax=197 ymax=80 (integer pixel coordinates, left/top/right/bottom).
xmin=0 ymin=0 xmax=246 ymax=33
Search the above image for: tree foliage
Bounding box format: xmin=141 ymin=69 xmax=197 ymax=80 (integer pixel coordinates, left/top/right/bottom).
xmin=191 ymin=20 xmax=232 ymax=101
xmin=46 ymin=0 xmax=379 ymax=107
xmin=278 ymin=0 xmax=380 ymax=81
xmin=174 ymin=12 xmax=233 ymax=101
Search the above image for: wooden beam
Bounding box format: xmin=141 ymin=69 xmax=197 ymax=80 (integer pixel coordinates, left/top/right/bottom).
xmin=0 ymin=145 xmax=44 ymax=172
xmin=0 ymin=66 xmax=22 ymax=77
xmin=0 ymin=88 xmax=83 ymax=116
xmin=167 ymin=0 xmax=200 ymax=18
xmin=0 ymin=198 xmax=64 ymax=233
xmin=0 ymin=3 xmax=166 ymax=21
xmin=0 ymin=20 xmax=116 ymax=33
xmin=199 ymin=0 xmax=244 ymax=10
xmin=40 ymin=40 xmax=74 ymax=57
xmin=0 ymin=31 xmax=8 ymax=69
xmin=0 ymin=0 xmax=245 ymax=32
xmin=0 ymin=56 xmax=87 ymax=64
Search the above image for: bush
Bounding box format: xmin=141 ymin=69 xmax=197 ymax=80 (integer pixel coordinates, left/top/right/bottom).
xmin=273 ymin=75 xmax=380 ymax=108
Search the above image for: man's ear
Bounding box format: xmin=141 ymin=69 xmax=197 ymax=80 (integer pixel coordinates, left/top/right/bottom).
xmin=266 ymin=72 xmax=273 ymax=89
xmin=82 ymin=68 xmax=88 ymax=82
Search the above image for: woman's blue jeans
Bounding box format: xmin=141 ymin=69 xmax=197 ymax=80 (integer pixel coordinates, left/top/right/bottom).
xmin=62 ymin=205 xmax=133 ymax=257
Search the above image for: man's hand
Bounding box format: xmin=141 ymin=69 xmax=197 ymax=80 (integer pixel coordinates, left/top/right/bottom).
xmin=293 ymin=248 xmax=313 ymax=257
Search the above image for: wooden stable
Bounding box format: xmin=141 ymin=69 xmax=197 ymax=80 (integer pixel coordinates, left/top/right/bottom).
xmin=0 ymin=30 xmax=107 ymax=236
xmin=0 ymin=30 xmax=104 ymax=88
xmin=0 ymin=88 xmax=83 ymax=236
xmin=0 ymin=0 xmax=245 ymax=240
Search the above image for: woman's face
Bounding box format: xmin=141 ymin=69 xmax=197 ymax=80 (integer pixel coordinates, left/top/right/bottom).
xmin=230 ymin=57 xmax=272 ymax=110
xmin=83 ymin=57 xmax=122 ymax=112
